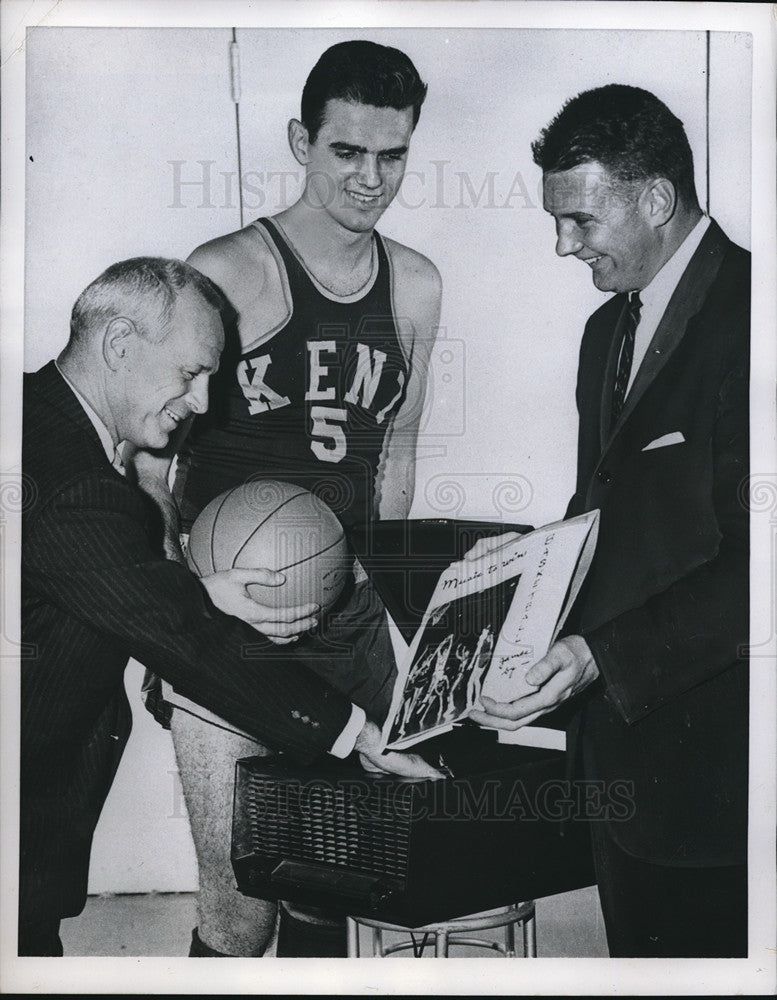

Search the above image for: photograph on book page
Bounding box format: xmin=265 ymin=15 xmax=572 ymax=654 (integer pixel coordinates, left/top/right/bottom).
xmin=382 ymin=511 xmax=599 ymax=750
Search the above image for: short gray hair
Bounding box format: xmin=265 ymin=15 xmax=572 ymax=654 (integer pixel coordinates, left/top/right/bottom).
xmin=69 ymin=257 xmax=226 ymax=345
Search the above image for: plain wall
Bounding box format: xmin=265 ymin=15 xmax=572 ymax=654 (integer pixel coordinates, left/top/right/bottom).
xmin=24 ymin=27 xmax=751 ymax=892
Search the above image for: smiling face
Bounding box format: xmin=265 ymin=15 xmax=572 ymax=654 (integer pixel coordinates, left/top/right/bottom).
xmin=542 ymin=161 xmax=665 ymax=294
xmin=293 ymin=98 xmax=415 ymax=233
xmin=115 ymin=286 xmax=224 ymax=449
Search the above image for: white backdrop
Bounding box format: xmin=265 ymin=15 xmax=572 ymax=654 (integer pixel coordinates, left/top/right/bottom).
xmin=24 ymin=27 xmax=751 ymax=892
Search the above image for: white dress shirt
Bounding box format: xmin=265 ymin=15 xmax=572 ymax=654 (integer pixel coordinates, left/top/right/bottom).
xmin=626 ymin=215 xmax=711 ymax=394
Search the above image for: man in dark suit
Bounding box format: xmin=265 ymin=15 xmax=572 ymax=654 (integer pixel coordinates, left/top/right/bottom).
xmin=471 ymin=86 xmax=749 ymax=957
xmin=20 ymin=257 xmax=438 ymax=957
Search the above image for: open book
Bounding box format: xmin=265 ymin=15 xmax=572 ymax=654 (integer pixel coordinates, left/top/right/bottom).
xmin=380 ymin=511 xmax=600 ymax=751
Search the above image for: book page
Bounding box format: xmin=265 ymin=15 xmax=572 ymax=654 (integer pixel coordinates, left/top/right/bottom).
xmin=481 ymin=512 xmax=599 ymax=703
xmin=382 ymin=511 xmax=598 ymax=750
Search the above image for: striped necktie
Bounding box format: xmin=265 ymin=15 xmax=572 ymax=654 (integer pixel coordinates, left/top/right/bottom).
xmin=611 ymin=291 xmax=642 ymax=425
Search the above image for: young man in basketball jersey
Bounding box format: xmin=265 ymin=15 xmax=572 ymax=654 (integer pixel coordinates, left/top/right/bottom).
xmin=133 ymin=41 xmax=441 ymax=957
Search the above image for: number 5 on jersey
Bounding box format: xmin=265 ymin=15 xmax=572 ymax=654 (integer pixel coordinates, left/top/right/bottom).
xmin=310 ymin=406 xmax=347 ymax=463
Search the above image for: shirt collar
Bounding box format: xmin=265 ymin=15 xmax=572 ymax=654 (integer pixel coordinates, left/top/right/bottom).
xmin=55 ymin=360 xmax=124 ymax=469
xmin=639 ymin=215 xmax=711 ymax=312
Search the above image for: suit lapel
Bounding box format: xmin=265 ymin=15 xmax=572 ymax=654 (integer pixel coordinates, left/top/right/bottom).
xmin=35 ymin=360 xmax=111 ymax=462
xmin=599 ymin=220 xmax=729 ymax=455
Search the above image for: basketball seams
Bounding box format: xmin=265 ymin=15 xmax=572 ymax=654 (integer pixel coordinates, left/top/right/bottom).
xmin=189 ymin=481 xmax=348 ymax=610
xmin=209 ymin=489 xmax=237 ymax=575
xmin=231 ymin=489 xmax=311 ymax=567
xmin=187 ymin=546 xmax=204 ymax=577
xmin=275 ymin=533 xmax=345 ymax=573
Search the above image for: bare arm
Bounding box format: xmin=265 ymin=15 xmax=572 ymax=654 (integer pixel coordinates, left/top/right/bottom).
xmin=129 ymin=236 xmax=318 ymax=639
xmin=375 ymin=242 xmax=442 ymax=520
xmin=126 ymin=419 xmax=193 ymax=563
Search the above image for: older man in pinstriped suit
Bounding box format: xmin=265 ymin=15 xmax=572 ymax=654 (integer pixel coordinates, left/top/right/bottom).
xmin=20 ymin=257 xmax=438 ymax=956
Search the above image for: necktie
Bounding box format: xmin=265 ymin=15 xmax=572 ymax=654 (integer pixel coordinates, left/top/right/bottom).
xmin=611 ymin=291 xmax=642 ymax=425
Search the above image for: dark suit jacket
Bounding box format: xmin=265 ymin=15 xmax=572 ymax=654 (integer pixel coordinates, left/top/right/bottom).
xmin=20 ymin=362 xmax=352 ymax=929
xmin=566 ymin=221 xmax=749 ymax=866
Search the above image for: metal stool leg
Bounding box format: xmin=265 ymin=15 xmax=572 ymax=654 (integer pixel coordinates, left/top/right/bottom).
xmin=435 ymin=929 xmax=449 ymax=957
xmin=522 ymin=911 xmax=537 ymax=957
xmin=348 ymin=904 xmax=537 ymax=959
xmin=505 ymin=917 xmax=516 ymax=957
xmin=346 ymin=916 xmax=360 ymax=957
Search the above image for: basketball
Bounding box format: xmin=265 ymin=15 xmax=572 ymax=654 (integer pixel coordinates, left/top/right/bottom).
xmin=186 ymin=480 xmax=349 ymax=610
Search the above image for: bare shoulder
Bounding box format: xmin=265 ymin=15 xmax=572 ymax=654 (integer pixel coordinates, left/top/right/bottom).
xmin=382 ymin=237 xmax=442 ymax=366
xmin=187 ymin=225 xmax=276 ymax=295
xmin=186 ymin=222 xmax=288 ymax=347
xmin=382 ymin=236 xmax=442 ymax=303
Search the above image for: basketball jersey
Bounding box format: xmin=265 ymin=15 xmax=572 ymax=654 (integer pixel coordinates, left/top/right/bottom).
xmin=176 ymin=217 xmax=409 ymax=532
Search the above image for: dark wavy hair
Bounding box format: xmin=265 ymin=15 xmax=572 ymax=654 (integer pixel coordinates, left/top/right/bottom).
xmin=301 ymin=40 xmax=427 ymax=143
xmin=532 ymin=84 xmax=699 ymax=209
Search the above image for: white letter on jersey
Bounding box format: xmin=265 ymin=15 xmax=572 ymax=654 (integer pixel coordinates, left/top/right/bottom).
xmin=344 ymin=344 xmax=387 ymax=410
xmin=306 ymin=341 xmax=337 ymax=401
xmin=237 ymin=357 xmax=291 ymax=414
xmin=311 ymin=407 xmax=347 ymax=463
xmin=374 ymin=371 xmax=406 ymax=425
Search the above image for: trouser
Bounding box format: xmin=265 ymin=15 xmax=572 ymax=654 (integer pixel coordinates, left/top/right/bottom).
xmin=18 ymin=917 xmax=64 ymax=957
xmin=589 ymin=818 xmax=747 ymax=958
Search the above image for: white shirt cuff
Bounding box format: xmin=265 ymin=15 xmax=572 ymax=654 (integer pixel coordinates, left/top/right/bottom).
xmin=329 ymin=704 xmax=366 ymax=758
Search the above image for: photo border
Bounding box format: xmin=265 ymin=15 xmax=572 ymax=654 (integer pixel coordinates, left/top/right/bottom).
xmin=2 ymin=1 xmax=774 ymax=995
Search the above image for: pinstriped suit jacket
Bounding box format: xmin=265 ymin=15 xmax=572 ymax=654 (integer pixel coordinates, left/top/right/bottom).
xmin=21 ymin=361 xmax=352 ymax=929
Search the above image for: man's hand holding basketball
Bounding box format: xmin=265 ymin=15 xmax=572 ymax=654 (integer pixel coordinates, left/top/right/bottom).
xmin=469 ymin=635 xmax=599 ymax=730
xmin=200 ymin=568 xmax=320 ymax=644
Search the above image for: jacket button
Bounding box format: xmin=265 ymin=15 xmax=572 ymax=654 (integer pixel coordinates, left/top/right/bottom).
xmin=291 ymin=710 xmax=301 ymax=719
xmin=597 ymin=469 xmax=612 ymax=485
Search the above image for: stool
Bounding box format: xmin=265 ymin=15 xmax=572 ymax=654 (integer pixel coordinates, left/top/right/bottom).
xmin=346 ymin=901 xmax=536 ymax=957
